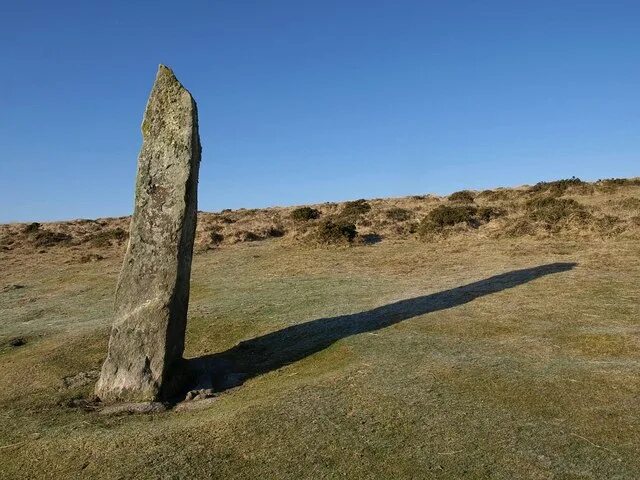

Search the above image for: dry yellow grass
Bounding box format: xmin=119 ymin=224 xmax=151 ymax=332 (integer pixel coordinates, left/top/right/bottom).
xmin=2 ymin=178 xmax=639 ymax=257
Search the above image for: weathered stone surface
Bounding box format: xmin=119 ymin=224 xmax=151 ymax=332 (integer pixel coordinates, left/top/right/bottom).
xmin=95 ymin=65 xmax=201 ymax=402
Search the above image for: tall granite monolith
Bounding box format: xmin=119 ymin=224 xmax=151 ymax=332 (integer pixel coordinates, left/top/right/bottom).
xmin=95 ymin=65 xmax=201 ymax=402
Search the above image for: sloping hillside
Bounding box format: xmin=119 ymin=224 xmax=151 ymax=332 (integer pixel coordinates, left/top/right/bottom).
xmin=1 ymin=178 xmax=639 ymax=262
xmin=0 ymin=178 xmax=639 ymax=479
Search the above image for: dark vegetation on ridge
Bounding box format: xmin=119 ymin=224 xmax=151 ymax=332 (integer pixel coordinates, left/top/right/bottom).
xmin=1 ymin=177 xmax=639 ymax=258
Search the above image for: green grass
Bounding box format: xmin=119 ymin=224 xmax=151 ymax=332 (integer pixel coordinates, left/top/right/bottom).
xmin=0 ymin=237 xmax=639 ymax=479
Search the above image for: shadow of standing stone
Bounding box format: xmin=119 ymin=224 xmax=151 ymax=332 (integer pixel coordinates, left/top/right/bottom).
xmin=95 ymin=65 xmax=201 ymax=403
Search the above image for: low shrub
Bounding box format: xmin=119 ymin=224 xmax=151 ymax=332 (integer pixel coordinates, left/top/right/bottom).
xmin=418 ymin=205 xmax=477 ymax=236
xmin=529 ymin=177 xmax=585 ymax=196
xmin=340 ymin=199 xmax=371 ymax=221
xmin=477 ymin=189 xmax=495 ymax=198
xmin=418 ymin=204 xmax=504 ymax=237
xmin=33 ymin=230 xmax=72 ymax=247
xmin=291 ymin=207 xmax=320 ymax=222
xmin=421 ymin=205 xmax=476 ymax=229
xmin=314 ymin=220 xmax=357 ymax=244
xmin=233 ymin=225 xmax=285 ymax=243
xmin=477 ymin=189 xmax=510 ymax=201
xmin=236 ymin=231 xmax=261 ymax=242
xmin=22 ymin=222 xmax=40 ymax=234
xmin=112 ymin=227 xmax=128 ymax=241
xmin=266 ymin=226 xmax=285 ymax=238
xmin=385 ymin=207 xmax=412 ymax=222
xmin=598 ymin=178 xmax=640 ymax=187
xmin=448 ymin=190 xmax=475 ymax=203
xmin=209 ymin=231 xmax=224 ymax=245
xmin=476 ymin=206 xmax=504 ymax=222
xmin=525 ymin=197 xmax=588 ymax=224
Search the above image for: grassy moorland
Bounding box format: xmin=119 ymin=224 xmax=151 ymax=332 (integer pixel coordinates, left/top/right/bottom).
xmin=0 ymin=178 xmax=639 ymax=479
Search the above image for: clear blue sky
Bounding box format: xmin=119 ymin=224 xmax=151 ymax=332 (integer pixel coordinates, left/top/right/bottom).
xmin=1 ymin=1 xmax=638 ymax=222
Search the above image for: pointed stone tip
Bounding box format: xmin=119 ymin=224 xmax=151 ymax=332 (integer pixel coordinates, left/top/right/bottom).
xmin=156 ymin=64 xmax=177 ymax=80
xmin=150 ymin=64 xmax=195 ymax=103
xmin=154 ymin=64 xmax=188 ymax=92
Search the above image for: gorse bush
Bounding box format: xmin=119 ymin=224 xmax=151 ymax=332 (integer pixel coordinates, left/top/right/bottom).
xmin=448 ymin=190 xmax=475 ymax=203
xmin=22 ymin=222 xmax=40 ymax=234
xmin=385 ymin=207 xmax=412 ymax=222
xmin=598 ymin=178 xmax=640 ymax=187
xmin=266 ymin=226 xmax=285 ymax=238
xmin=597 ymin=178 xmax=640 ymax=193
xmin=237 ymin=231 xmax=261 ymax=242
xmin=314 ymin=219 xmax=357 ymax=244
xmin=340 ymin=199 xmax=371 ymax=221
xmin=291 ymin=206 xmax=320 ymax=222
xmin=418 ymin=205 xmax=476 ymax=236
xmin=418 ymin=205 xmax=503 ymax=237
xmin=525 ymin=197 xmax=588 ymax=224
xmin=235 ymin=225 xmax=285 ymax=243
xmin=209 ymin=231 xmax=224 ymax=245
xmin=476 ymin=206 xmax=503 ymax=222
xmin=33 ymin=230 xmax=73 ymax=247
xmin=423 ymin=205 xmax=477 ymax=229
xmin=529 ymin=177 xmax=585 ymax=196
xmin=477 ymin=189 xmax=510 ymax=202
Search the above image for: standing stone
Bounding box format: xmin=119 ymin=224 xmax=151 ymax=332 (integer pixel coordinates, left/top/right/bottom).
xmin=95 ymin=65 xmax=201 ymax=402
